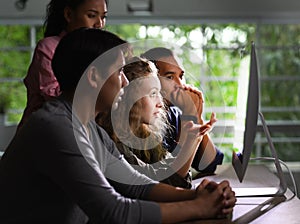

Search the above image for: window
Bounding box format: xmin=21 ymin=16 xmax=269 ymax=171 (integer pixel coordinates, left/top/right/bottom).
xmin=0 ymin=23 xmax=299 ymax=162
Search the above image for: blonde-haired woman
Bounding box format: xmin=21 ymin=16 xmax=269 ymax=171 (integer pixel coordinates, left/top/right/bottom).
xmin=97 ymin=57 xmax=216 ymax=188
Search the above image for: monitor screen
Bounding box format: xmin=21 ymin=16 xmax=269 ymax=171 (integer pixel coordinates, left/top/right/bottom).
xmin=232 ymin=42 xmax=259 ymax=183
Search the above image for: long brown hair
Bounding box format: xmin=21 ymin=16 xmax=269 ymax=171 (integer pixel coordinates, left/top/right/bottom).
xmin=97 ymin=57 xmax=169 ymax=163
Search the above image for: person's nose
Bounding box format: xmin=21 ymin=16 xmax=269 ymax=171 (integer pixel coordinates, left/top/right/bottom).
xmin=174 ymin=77 xmax=183 ymax=86
xmin=156 ymin=96 xmax=163 ymax=108
xmin=94 ymin=17 xmax=106 ymax=29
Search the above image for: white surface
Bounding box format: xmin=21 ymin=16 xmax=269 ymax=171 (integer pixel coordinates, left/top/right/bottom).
xmin=191 ymin=164 xmax=300 ymax=224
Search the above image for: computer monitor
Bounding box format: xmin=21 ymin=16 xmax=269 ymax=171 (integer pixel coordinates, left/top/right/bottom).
xmin=232 ymin=42 xmax=259 ymax=183
xmin=231 ymin=42 xmax=287 ymax=197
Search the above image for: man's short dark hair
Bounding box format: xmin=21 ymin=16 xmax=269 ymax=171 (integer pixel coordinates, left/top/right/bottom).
xmin=141 ymin=47 xmax=174 ymax=62
xmin=52 ymin=28 xmax=127 ymax=92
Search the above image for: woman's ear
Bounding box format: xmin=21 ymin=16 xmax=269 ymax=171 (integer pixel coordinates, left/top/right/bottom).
xmin=86 ymin=66 xmax=101 ymax=88
xmin=64 ymin=6 xmax=73 ymax=23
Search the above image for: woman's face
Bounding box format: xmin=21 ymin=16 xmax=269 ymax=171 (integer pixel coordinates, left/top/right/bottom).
xmin=138 ymin=75 xmax=163 ymax=125
xmin=65 ymin=0 xmax=107 ymax=31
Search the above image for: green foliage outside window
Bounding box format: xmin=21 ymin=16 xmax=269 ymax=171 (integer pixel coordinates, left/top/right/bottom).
xmin=0 ymin=23 xmax=299 ymax=162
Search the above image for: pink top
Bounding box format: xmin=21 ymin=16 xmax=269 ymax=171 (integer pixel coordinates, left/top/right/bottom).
xmin=18 ymin=32 xmax=66 ymax=129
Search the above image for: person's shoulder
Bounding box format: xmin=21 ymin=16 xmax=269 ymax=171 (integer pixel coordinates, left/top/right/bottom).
xmin=33 ymin=99 xmax=71 ymax=123
xmin=94 ymin=123 xmax=113 ymax=143
xmin=167 ymin=105 xmax=182 ymax=123
xmin=35 ymin=35 xmax=63 ymax=54
xmin=169 ymin=105 xmax=182 ymax=115
xmin=19 ymin=99 xmax=71 ymax=137
xmin=38 ymin=35 xmax=61 ymax=46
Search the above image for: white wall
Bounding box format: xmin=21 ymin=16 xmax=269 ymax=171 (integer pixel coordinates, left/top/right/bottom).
xmin=1 ymin=0 xmax=300 ymax=24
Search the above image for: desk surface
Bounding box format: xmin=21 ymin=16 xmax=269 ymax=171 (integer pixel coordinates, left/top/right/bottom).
xmin=191 ymin=164 xmax=300 ymax=224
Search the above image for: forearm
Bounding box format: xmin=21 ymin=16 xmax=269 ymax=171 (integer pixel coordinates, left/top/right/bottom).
xmin=159 ymin=200 xmax=200 ymax=223
xmin=200 ymin=134 xmax=214 ymax=151
xmin=150 ymin=180 xmax=236 ymax=223
xmin=197 ymin=134 xmax=217 ymax=170
xmin=176 ymin=136 xmax=201 ymax=177
xmin=148 ymin=183 xmax=196 ymax=202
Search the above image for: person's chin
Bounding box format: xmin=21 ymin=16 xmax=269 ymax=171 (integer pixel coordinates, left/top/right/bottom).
xmin=149 ymin=116 xmax=159 ymax=124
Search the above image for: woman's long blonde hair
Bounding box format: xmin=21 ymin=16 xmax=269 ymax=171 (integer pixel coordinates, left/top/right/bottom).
xmin=98 ymin=57 xmax=169 ymax=163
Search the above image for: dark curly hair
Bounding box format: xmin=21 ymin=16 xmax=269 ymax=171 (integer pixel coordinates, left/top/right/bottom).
xmin=43 ymin=0 xmax=108 ymax=37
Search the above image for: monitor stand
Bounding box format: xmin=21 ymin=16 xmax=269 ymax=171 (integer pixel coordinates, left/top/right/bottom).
xmin=233 ymin=111 xmax=288 ymax=197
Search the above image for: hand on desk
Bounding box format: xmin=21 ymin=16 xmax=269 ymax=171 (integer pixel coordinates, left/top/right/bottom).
xmin=195 ymin=179 xmax=237 ymax=219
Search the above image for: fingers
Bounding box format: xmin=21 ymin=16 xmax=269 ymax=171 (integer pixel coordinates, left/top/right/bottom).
xmin=221 ymin=207 xmax=234 ymax=216
xmin=222 ymin=183 xmax=234 ymax=198
xmin=198 ymin=124 xmax=212 ymax=136
xmin=170 ymin=85 xmax=205 ymax=119
xmin=223 ymin=195 xmax=237 ymax=209
xmin=184 ymin=121 xmax=214 ymax=137
xmin=171 ymin=86 xmax=194 ymax=110
xmin=204 ymin=181 xmax=219 ymax=192
xmin=199 ymin=113 xmax=217 ymax=132
xmin=206 ymin=180 xmax=235 ymax=204
xmin=180 ymin=87 xmax=218 ymax=128
xmin=208 ymin=112 xmax=217 ymax=125
xmin=183 ymin=84 xmax=203 ymax=99
xmin=217 ymin=181 xmax=237 ymax=215
xmin=216 ymin=180 xmax=230 ymax=192
xmin=197 ymin=178 xmax=212 ymax=190
xmin=184 ymin=122 xmax=206 ymax=136
xmin=176 ymin=85 xmax=204 ymax=105
xmin=197 ymin=118 xmax=216 ymax=135
xmin=184 ymin=87 xmax=204 ymax=104
xmin=222 ymin=185 xmax=236 ymax=207
xmin=220 ymin=196 xmax=236 ymax=217
xmin=194 ymin=180 xmax=236 ymax=219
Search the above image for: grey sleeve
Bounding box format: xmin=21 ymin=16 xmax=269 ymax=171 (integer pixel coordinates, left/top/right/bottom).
xmin=116 ymin=144 xmax=192 ymax=188
xmin=37 ymin=117 xmax=162 ymax=224
xmin=95 ymin=125 xmax=159 ymax=188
